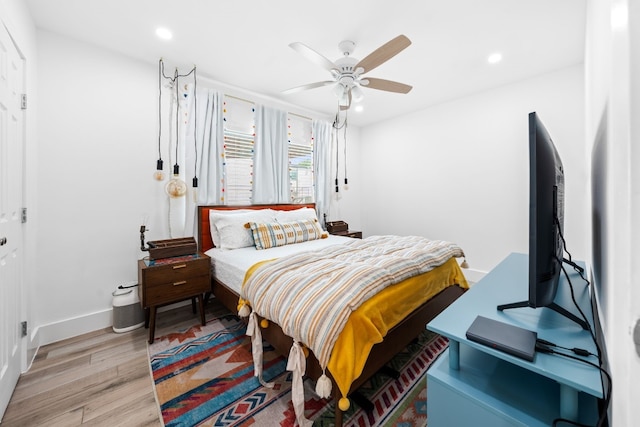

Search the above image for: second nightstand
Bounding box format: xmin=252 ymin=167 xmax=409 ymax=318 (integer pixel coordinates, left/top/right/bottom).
xmin=138 ymin=252 xmax=211 ymax=343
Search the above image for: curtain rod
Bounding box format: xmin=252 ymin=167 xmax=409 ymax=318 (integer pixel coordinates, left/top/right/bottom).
xmin=224 ymin=94 xmax=312 ymax=121
xmin=288 ymin=112 xmax=312 ymax=121
xmin=225 ymin=94 xmax=254 ymax=104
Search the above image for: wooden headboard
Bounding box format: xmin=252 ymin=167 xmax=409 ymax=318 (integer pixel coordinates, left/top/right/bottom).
xmin=197 ymin=203 xmax=316 ymax=252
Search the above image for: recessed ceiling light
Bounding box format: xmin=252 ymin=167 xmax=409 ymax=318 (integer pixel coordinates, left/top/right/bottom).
xmin=156 ymin=27 xmax=173 ymax=40
xmin=354 ymin=105 xmax=364 ymax=113
xmin=487 ymin=52 xmax=502 ymax=64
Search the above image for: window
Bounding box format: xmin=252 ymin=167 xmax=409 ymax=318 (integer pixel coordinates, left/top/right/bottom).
xmin=221 ymin=96 xmax=315 ymax=205
xmin=222 ymin=96 xmax=254 ymax=205
xmin=288 ymin=114 xmax=314 ymax=203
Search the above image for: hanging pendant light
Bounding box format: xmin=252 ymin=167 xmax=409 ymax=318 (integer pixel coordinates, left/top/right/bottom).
xmin=165 ymin=67 xmax=187 ymax=198
xmin=155 ymin=60 xmax=198 ymax=197
xmin=154 ymin=59 xmax=165 ymax=181
xmin=192 ymin=66 xmax=199 ymax=202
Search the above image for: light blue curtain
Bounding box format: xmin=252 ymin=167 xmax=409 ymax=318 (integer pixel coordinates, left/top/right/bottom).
xmin=182 ymin=85 xmax=224 ymax=237
xmin=252 ymin=105 xmax=289 ymax=203
xmin=313 ymin=119 xmax=332 ymax=228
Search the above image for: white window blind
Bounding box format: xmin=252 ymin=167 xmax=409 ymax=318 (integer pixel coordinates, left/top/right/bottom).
xmin=222 ymin=96 xmax=254 ymax=205
xmin=288 ymin=114 xmax=314 ymax=203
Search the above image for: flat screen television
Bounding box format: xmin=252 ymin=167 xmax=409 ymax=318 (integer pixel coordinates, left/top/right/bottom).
xmin=498 ymin=112 xmax=588 ymax=330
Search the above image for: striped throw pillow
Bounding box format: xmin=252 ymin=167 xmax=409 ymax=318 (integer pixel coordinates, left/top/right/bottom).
xmin=249 ymin=219 xmax=327 ymax=250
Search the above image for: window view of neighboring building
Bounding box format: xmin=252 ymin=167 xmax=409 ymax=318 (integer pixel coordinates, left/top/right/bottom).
xmin=222 ymin=96 xmax=254 ymax=205
xmin=288 ymin=114 xmax=314 ymax=203
xmin=221 ymin=96 xmax=314 ymax=205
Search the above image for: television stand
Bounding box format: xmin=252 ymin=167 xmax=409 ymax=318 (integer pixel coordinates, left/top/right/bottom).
xmin=427 ymin=253 xmax=602 ymax=426
xmin=496 ymin=256 xmax=590 ymax=330
xmin=497 ymin=300 xmax=589 ymax=330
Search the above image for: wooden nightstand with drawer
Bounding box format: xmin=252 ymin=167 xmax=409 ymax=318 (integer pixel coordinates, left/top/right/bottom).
xmin=138 ymin=252 xmax=211 ymax=343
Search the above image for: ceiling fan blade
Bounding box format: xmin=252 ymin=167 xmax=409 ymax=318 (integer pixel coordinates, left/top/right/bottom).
xmin=361 ymin=77 xmax=412 ymax=94
xmin=289 ymin=42 xmax=338 ymax=72
xmin=282 ymin=80 xmax=335 ymax=94
xmin=355 ymin=35 xmax=411 ymax=74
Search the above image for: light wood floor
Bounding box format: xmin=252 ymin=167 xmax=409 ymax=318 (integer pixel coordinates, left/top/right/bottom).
xmin=1 ymin=303 xmax=214 ymax=426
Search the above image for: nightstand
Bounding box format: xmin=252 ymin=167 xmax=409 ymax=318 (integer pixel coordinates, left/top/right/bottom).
xmin=138 ymin=252 xmax=211 ymax=343
xmin=329 ymin=230 xmax=362 ymax=239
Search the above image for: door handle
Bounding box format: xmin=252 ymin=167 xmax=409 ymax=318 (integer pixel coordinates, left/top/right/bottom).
xmin=0 ymin=237 xmax=6 ymax=246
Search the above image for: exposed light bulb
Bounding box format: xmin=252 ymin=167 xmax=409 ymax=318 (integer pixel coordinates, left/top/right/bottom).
xmin=165 ymin=164 xmax=187 ymax=198
xmin=154 ymin=159 xmax=165 ymax=181
xmin=192 ymin=177 xmax=199 ymax=203
xmin=166 ymin=176 xmax=187 ymax=197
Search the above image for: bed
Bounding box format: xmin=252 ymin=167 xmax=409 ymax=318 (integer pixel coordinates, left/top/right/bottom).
xmin=197 ymin=203 xmax=468 ymax=426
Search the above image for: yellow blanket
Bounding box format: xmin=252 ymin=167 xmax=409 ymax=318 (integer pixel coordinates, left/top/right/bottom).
xmin=243 ymin=256 xmax=468 ymax=399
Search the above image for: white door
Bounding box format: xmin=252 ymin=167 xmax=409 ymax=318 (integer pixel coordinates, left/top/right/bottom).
xmin=0 ymin=22 xmax=25 ymax=420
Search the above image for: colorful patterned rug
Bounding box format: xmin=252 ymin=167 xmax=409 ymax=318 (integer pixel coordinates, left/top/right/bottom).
xmin=148 ymin=300 xmax=448 ymax=426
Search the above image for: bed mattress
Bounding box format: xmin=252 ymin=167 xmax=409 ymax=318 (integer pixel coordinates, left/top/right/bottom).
xmin=205 ymin=234 xmax=354 ymax=293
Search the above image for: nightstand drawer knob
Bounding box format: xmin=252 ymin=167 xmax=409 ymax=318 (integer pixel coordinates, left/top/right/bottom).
xmin=172 ymin=264 xmax=187 ymax=270
xmin=173 ymin=280 xmax=187 ymax=286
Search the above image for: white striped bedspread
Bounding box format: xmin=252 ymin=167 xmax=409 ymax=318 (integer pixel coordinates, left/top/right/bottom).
xmin=241 ymin=234 xmax=465 ymax=371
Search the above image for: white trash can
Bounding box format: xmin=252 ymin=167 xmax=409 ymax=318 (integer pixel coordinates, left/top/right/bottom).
xmin=112 ymin=282 xmax=145 ymax=333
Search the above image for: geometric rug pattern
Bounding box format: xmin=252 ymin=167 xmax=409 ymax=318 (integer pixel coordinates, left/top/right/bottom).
xmin=148 ymin=300 xmax=448 ymax=426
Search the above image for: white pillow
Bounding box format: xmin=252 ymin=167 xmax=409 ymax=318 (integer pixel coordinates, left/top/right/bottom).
xmin=213 ymin=209 xmax=276 ymax=249
xmin=275 ymin=207 xmax=318 ymax=223
xmin=209 ymin=209 xmax=256 ymax=247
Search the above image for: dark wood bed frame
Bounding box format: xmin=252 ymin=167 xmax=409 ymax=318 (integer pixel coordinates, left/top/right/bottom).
xmin=197 ymin=204 xmax=465 ymax=427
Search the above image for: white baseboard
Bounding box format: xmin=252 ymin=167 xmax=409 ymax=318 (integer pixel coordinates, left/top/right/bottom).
xmin=462 ymin=267 xmax=486 ymax=285
xmin=36 ymin=300 xmax=191 ymax=347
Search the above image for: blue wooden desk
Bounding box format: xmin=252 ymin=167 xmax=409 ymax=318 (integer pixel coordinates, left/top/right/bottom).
xmin=427 ymin=253 xmax=602 ymax=426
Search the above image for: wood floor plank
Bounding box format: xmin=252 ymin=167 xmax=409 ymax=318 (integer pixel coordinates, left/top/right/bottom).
xmin=0 ymin=303 xmax=211 ymax=426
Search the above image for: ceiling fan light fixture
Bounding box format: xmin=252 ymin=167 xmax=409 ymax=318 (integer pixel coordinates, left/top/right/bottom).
xmin=285 ymin=35 xmax=412 ymax=107
xmin=351 ymin=85 xmax=364 ymax=102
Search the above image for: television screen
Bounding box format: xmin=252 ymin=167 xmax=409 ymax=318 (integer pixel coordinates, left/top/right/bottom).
xmin=498 ymin=112 xmax=587 ymax=330
xmin=528 ymin=111 xmax=564 ymax=307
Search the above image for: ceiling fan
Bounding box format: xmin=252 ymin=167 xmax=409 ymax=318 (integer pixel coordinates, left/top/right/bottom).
xmin=283 ymin=35 xmax=413 ymax=110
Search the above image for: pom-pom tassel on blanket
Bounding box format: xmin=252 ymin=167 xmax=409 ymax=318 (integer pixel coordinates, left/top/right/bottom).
xmin=246 ymin=312 xmax=274 ymax=388
xmin=287 ymin=341 xmax=313 ymax=427
xmin=461 ymin=257 xmax=469 ymax=269
xmin=315 ymin=371 xmax=332 ymax=399
xmin=237 ymin=298 xmax=251 ymax=317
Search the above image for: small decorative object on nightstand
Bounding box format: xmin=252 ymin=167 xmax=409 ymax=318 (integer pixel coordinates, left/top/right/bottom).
xmin=326 ymin=220 xmax=362 ymax=238
xmin=138 ymin=252 xmax=211 ymax=343
xmin=329 ymin=230 xmax=362 ymax=239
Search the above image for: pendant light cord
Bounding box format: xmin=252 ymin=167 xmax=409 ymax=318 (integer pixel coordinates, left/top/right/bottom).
xmin=174 ymin=68 xmax=179 ymax=173
xmin=332 ymin=109 xmax=348 ymax=192
xmin=157 ymin=59 xmax=162 ymax=163
xmin=193 ymin=66 xmax=198 ymax=188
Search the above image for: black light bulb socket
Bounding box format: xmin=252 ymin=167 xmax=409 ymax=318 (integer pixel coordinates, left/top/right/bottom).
xmin=192 ymin=177 xmax=198 ymax=188
xmin=173 ymin=164 xmax=180 ymax=175
xmin=344 ymin=178 xmax=348 ymax=185
xmin=156 ymin=159 xmax=164 ymax=170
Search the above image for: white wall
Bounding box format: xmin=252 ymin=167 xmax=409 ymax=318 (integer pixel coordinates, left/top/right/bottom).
xmin=32 ymin=30 xmax=362 ymax=344
xmin=359 ymin=65 xmax=587 ymax=278
xmin=34 ymin=31 xmax=160 ymax=342
xmin=586 ymin=0 xmax=640 ymax=425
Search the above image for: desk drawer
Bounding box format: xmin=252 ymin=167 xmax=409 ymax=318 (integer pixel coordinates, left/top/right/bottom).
xmin=143 ymin=258 xmax=210 ymax=285
xmin=143 ymin=274 xmax=209 ymax=307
